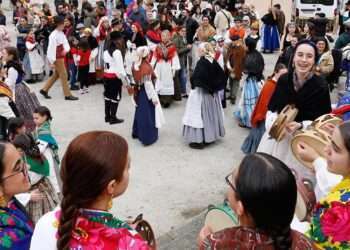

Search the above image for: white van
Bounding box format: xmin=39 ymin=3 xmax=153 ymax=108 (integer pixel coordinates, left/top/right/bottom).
xmin=292 ymin=0 xmax=339 ymax=20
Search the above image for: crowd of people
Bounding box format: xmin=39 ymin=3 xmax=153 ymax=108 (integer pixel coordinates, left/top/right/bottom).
xmin=0 ymin=0 xmax=349 ymax=249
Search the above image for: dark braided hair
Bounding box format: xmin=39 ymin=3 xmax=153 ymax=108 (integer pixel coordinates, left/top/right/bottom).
xmin=234 ymin=153 xmax=297 ymax=250
xmin=57 ymin=131 xmax=129 ymax=250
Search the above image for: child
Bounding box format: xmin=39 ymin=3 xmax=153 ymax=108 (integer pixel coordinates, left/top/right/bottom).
xmin=7 ymin=117 xmax=26 ymax=142
xmin=32 ymin=106 xmax=59 ymax=166
xmin=67 ymin=36 xmax=79 ymax=90
xmin=234 ymin=37 xmax=264 ymax=128
xmin=76 ymin=38 xmax=91 ymax=94
xmin=13 ymin=133 xmax=60 ymax=224
xmin=25 ymin=30 xmax=45 ymax=83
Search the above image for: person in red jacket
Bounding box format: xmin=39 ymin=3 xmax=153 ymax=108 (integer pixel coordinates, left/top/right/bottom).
xmin=75 ymin=38 xmax=91 ymax=94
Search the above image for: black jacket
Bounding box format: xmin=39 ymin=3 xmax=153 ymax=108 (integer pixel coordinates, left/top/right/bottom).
xmin=268 ymin=73 xmax=331 ymax=122
xmin=191 ymin=57 xmax=227 ymax=94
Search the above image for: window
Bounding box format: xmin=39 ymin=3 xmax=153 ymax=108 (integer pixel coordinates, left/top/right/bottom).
xmin=300 ymin=0 xmax=334 ymax=5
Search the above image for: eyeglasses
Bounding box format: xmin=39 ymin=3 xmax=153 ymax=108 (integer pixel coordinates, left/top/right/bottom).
xmin=225 ymin=173 xmax=236 ymax=192
xmin=2 ymin=159 xmax=28 ymax=181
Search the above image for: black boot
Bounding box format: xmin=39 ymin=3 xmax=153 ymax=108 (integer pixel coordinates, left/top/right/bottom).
xmin=104 ymin=100 xmax=111 ymax=123
xmin=109 ymin=102 xmax=124 ymax=124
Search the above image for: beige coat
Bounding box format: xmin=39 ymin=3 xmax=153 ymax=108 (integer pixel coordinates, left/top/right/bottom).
xmin=214 ymin=9 xmax=232 ymax=35
xmin=317 ymin=51 xmax=334 ymax=76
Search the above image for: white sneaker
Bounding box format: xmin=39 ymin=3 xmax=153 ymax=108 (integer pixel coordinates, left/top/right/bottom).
xmin=84 ymin=87 xmax=89 ymax=93
xmin=79 ymin=89 xmax=85 ymax=95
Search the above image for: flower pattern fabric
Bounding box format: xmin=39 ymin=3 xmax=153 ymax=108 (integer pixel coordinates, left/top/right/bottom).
xmin=54 ymin=209 xmax=150 ymax=250
xmin=308 ymin=178 xmax=350 ymax=249
xmin=0 ymin=199 xmax=33 ymax=249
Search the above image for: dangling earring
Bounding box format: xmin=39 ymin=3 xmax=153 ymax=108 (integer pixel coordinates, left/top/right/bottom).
xmin=0 ymin=196 xmax=6 ymax=207
xmin=107 ymin=195 xmax=113 ymax=211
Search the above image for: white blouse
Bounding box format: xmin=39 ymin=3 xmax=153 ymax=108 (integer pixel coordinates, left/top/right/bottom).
xmin=46 ymin=29 xmax=70 ymax=64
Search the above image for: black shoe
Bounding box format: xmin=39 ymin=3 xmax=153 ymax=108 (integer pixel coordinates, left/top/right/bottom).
xmin=109 ymin=118 xmax=124 ymax=124
xmin=70 ymin=85 xmax=79 ymax=91
xmin=189 ymin=143 xmax=205 ymax=149
xmin=105 ymin=117 xmax=110 ymax=123
xmin=26 ymin=79 xmax=36 ymax=84
xmin=39 ymin=89 xmax=51 ymax=99
xmin=182 ymin=94 xmax=188 ymax=98
xmin=65 ymin=95 xmax=79 ymax=101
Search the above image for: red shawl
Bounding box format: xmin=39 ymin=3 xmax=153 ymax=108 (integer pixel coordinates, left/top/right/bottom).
xmin=154 ymin=43 xmax=177 ymax=62
xmin=146 ymin=29 xmax=161 ymax=44
xmin=133 ymin=22 xmax=144 ymax=37
xmin=251 ymin=78 xmax=277 ymax=128
xmin=26 ymin=35 xmax=35 ymax=44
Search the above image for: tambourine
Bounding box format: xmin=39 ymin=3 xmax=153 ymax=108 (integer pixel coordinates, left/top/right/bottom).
xmin=132 ymin=214 xmax=156 ymax=250
xmin=310 ymin=114 xmax=342 ymax=134
xmin=290 ymin=169 xmax=316 ymax=222
xmin=204 ymin=200 xmax=238 ymax=233
xmin=291 ymin=128 xmax=331 ymax=169
xmin=296 ymin=177 xmax=316 ymax=222
xmin=269 ymin=105 xmax=299 ymax=141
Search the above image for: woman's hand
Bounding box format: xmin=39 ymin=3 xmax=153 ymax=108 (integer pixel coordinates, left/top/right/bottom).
xmin=198 ymin=225 xmax=212 ymax=250
xmin=296 ymin=141 xmax=320 ymax=164
xmin=153 ymin=100 xmax=158 ymax=106
xmin=320 ymin=123 xmax=336 ymax=135
xmin=285 ymin=121 xmax=302 ymax=135
xmin=30 ymin=189 xmax=45 ymax=202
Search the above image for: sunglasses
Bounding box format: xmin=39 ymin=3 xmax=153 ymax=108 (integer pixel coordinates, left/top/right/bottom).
xmin=225 ymin=173 xmax=236 ymax=193
xmin=2 ymin=158 xmax=28 ymax=181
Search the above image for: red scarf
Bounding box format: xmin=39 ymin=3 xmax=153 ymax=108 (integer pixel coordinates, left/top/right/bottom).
xmin=154 ymin=42 xmax=177 ymax=62
xmin=26 ymin=35 xmax=35 ymax=44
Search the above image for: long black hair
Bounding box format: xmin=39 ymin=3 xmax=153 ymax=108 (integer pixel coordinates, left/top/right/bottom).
xmin=235 ymin=153 xmax=297 ymax=249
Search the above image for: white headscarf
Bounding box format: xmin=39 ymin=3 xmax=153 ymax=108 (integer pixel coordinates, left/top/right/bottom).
xmin=134 ymin=46 xmax=150 ymax=70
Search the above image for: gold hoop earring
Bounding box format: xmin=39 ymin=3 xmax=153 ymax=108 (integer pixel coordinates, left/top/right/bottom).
xmin=0 ymin=196 xmax=6 ymax=207
xmin=107 ymin=196 xmax=113 ymax=211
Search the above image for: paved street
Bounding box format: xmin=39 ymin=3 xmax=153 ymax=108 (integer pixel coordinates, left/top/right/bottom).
xmin=0 ymin=1 xmax=280 ymax=248
xmin=30 ymin=53 xmax=277 ymax=249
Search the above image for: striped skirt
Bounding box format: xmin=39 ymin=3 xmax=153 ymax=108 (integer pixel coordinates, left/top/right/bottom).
xmin=26 ymin=177 xmax=61 ymax=224
xmin=234 ymin=76 xmax=261 ymax=128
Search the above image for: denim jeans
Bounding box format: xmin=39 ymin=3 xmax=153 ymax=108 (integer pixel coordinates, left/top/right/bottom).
xmin=68 ymin=63 xmax=77 ymax=87
xmin=179 ymin=68 xmax=187 ymax=94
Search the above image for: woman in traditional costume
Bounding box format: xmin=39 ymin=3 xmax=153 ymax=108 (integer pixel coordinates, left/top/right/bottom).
xmin=234 ymin=37 xmax=264 ymax=128
xmin=241 ymin=63 xmax=287 ymax=154
xmin=30 ymin=131 xmax=151 ymax=250
xmin=103 ymin=31 xmax=127 ymax=124
xmin=152 ymin=30 xmax=180 ymax=108
xmin=293 ymin=122 xmax=350 ymax=248
xmin=198 ymin=153 xmax=317 ymax=249
xmin=182 ymin=42 xmax=226 ymax=149
xmin=94 ymin=16 xmax=111 ymax=82
xmin=257 ymin=40 xmax=332 ymax=181
xmin=24 ymin=30 xmax=45 ymax=83
xmin=3 ymin=47 xmax=40 ymax=132
xmin=192 ymin=16 xmax=216 ymax=73
xmin=13 ymin=133 xmax=60 ymax=224
xmin=0 ymin=142 xmax=33 ymax=249
xmin=261 ymin=8 xmax=280 ymax=53
xmin=132 ymin=46 xmax=164 ymax=146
